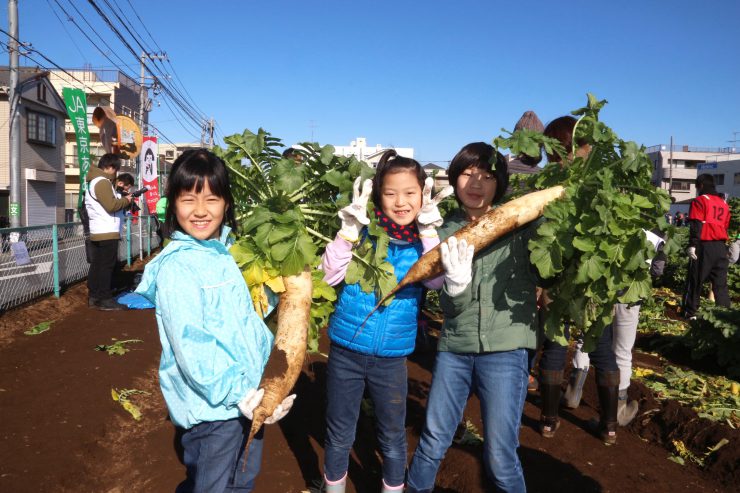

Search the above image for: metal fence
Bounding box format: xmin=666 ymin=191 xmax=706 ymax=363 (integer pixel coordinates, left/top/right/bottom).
xmin=0 ymin=215 xmax=161 ymax=313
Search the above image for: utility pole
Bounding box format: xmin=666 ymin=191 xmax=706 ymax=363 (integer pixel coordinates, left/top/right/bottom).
xmin=208 ymin=118 xmax=214 ymax=149
xmin=8 ymin=0 xmax=20 ymax=227
xmin=668 ymin=136 xmax=673 ymax=200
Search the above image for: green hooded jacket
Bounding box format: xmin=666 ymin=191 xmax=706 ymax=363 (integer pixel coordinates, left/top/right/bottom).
xmin=437 ymin=208 xmax=541 ymax=353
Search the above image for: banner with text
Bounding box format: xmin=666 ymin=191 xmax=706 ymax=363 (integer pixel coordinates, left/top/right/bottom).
xmin=62 ymin=88 xmax=91 ymax=208
xmin=141 ymin=136 xmax=160 ymax=214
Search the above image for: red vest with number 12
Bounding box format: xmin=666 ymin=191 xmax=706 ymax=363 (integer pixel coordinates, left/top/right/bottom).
xmin=689 ymin=194 xmax=730 ymax=241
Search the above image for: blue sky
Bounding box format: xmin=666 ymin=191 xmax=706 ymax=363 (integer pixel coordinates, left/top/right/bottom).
xmin=5 ymin=0 xmax=739 ymax=165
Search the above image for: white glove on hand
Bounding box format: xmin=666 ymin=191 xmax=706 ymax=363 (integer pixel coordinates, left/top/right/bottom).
xmin=238 ymin=388 xmax=297 ymax=424
xmin=416 ymin=177 xmax=453 ymax=237
xmin=440 ymin=236 xmax=474 ymax=297
xmin=337 ymin=177 xmax=372 ymax=242
xmin=688 ymin=246 xmax=697 ymax=261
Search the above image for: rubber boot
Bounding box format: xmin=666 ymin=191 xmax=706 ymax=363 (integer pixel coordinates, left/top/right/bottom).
xmin=596 ymin=370 xmax=620 ymax=445
xmin=538 ymin=369 xmax=563 ymax=438
xmin=380 ymin=479 xmax=404 ymax=493
xmin=323 ymin=474 xmax=346 ymax=493
xmin=617 ymin=388 xmax=638 ymax=426
xmin=562 ymin=367 xmax=588 ymax=409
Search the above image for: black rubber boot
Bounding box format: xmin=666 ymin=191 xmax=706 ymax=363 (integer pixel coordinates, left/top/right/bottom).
xmin=538 ymin=369 xmax=563 ymax=438
xmin=596 ymin=370 xmax=620 ymax=445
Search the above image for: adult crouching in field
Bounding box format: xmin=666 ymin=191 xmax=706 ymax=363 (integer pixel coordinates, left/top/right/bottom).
xmin=406 ymin=143 xmax=539 ymax=493
xmin=85 ymin=153 xmax=132 ymax=311
xmin=682 ymin=174 xmax=732 ymax=319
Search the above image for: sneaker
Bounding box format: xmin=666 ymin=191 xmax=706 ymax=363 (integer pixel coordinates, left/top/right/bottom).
xmin=95 ymin=298 xmax=128 ymax=311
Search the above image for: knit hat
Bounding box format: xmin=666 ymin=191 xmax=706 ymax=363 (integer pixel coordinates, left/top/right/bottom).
xmin=514 ymin=110 xmax=545 ymax=133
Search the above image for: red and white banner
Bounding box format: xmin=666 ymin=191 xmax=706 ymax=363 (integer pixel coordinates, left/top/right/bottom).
xmin=141 ymin=136 xmax=161 ymax=214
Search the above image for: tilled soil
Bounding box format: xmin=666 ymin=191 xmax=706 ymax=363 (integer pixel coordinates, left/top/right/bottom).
xmin=0 ymin=273 xmax=737 ymax=493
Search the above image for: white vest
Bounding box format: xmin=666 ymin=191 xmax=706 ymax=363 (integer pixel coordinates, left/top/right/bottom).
xmin=85 ymin=176 xmax=123 ymax=236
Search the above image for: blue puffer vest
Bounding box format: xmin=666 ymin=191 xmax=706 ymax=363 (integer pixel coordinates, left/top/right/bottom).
xmin=328 ymin=239 xmax=423 ymax=357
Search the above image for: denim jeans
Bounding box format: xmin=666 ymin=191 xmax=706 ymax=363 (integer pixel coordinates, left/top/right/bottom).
xmin=176 ymin=417 xmax=264 ymax=493
xmin=324 ymin=344 xmax=408 ymax=487
xmin=407 ymin=349 xmax=529 ymax=493
xmin=540 ymin=324 xmax=617 ymax=374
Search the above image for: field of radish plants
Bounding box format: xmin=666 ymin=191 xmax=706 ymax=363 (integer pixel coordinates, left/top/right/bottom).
xmin=0 ymin=95 xmax=737 ymax=493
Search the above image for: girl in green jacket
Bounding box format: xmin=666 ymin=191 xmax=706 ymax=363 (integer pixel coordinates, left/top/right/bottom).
xmin=407 ymin=142 xmax=539 ymax=493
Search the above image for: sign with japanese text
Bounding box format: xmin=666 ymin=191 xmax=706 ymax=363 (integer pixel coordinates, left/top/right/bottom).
xmin=62 ymin=88 xmax=91 ymax=207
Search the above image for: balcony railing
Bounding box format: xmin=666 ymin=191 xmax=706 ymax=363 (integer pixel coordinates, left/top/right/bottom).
xmin=645 ymin=144 xmax=739 ymax=154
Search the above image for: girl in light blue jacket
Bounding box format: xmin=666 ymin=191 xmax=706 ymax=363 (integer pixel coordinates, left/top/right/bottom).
xmin=136 ymin=149 xmax=294 ymax=493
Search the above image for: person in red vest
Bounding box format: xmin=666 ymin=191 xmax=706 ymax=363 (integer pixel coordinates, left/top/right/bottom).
xmin=682 ymin=174 xmax=731 ymax=319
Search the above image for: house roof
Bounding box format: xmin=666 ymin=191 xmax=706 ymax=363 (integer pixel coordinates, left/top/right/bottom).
xmin=0 ymin=66 xmax=49 ymax=86
xmin=423 ymin=163 xmax=445 ymax=170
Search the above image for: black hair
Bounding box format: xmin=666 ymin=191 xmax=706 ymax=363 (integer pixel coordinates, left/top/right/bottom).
xmin=116 ymin=173 xmax=135 ymax=186
xmin=145 ymin=148 xmax=155 ymax=160
xmin=695 ymin=173 xmax=718 ymax=195
xmin=543 ymin=116 xmax=587 ymax=163
xmin=97 ymin=153 xmax=121 ymax=171
xmin=448 ymin=142 xmax=508 ymax=205
xmin=371 ymin=149 xmax=426 ymax=207
xmin=164 ymin=148 xmax=237 ymax=236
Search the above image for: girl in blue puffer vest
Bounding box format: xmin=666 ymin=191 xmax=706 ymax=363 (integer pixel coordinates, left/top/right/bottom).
xmin=319 ymin=150 xmax=451 ymax=493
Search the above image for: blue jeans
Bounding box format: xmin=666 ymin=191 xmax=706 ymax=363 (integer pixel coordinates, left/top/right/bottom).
xmin=324 ymin=344 xmax=408 ymax=487
xmin=539 ymin=324 xmax=617 ymax=373
xmin=176 ymin=417 xmax=264 ymax=493
xmin=407 ymin=349 xmax=529 ymax=493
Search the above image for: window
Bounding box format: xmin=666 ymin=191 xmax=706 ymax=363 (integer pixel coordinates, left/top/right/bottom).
xmin=27 ymin=110 xmax=56 ymax=145
xmin=165 ymin=150 xmax=175 ymax=159
xmin=670 ymin=180 xmax=691 ymax=191
xmin=713 ymin=174 xmax=725 ymax=186
xmin=37 ymin=84 xmax=47 ymax=102
xmin=734 ymin=173 xmax=740 ymax=185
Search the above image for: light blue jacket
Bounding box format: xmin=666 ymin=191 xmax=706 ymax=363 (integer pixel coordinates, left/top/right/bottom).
xmin=135 ymin=227 xmax=274 ymax=429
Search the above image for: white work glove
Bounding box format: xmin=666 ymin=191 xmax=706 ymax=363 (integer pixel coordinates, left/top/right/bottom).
xmin=440 ymin=236 xmax=474 ymax=297
xmin=687 ymin=246 xmax=697 ymax=261
xmin=238 ymin=388 xmax=297 ymax=424
xmin=337 ymin=177 xmax=372 ymax=242
xmin=416 ymin=177 xmax=454 ymax=237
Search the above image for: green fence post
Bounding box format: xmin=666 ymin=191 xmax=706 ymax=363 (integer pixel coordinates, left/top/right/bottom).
xmin=147 ymin=215 xmax=151 ymax=256
xmin=126 ymin=216 xmax=132 ymax=267
xmin=52 ymin=224 xmax=60 ymax=298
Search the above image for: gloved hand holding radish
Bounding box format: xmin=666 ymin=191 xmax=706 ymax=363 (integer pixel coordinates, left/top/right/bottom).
xmin=239 ymin=389 xmax=296 ymax=424
xmin=337 ymin=177 xmax=372 ymax=242
xmin=440 ymin=236 xmax=474 ymax=296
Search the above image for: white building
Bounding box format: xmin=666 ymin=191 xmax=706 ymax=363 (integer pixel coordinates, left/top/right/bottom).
xmin=699 ymin=158 xmax=740 ymax=200
xmin=645 ymin=144 xmax=740 ymax=203
xmin=333 ymin=137 xmax=414 ymax=168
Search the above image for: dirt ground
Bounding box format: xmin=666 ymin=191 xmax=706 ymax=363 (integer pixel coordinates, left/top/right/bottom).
xmin=0 ymin=263 xmax=737 ymax=493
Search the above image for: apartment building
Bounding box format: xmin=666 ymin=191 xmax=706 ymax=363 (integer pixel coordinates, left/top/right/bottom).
xmin=646 ymin=144 xmax=740 ymax=203
xmin=333 ymin=137 xmax=414 ymax=168
xmin=48 ymin=69 xmax=143 ymax=214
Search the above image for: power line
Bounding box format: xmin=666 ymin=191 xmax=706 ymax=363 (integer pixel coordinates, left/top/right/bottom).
xmin=45 ymin=0 xmax=88 ymax=62
xmin=85 ymin=0 xmax=208 ymax=131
